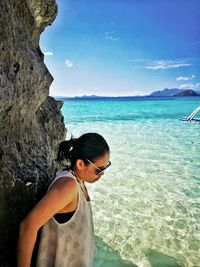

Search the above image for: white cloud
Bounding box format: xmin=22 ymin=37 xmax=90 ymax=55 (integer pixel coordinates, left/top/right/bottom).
xmin=127 ymin=59 xmax=146 ymax=63
xmin=65 ymin=59 xmax=74 ymax=68
xmin=193 ymin=40 xmax=200 ymax=45
xmin=105 ymin=31 xmax=115 ymax=35
xmin=176 ymin=75 xmax=195 ymax=81
xmin=104 ymin=31 xmax=119 ymax=42
xmin=44 ymin=51 xmax=53 ymax=56
xmin=179 ymin=82 xmax=200 ymax=90
xmin=145 ymin=59 xmax=192 ymax=70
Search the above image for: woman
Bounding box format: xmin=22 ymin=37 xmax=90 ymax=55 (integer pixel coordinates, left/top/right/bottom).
xmin=17 ymin=132 xmax=111 ymax=267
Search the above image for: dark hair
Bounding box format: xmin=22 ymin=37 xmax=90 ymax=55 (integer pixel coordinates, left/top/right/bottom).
xmin=57 ymin=133 xmax=109 ymax=170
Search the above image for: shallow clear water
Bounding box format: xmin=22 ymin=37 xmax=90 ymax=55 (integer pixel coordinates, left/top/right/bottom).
xmin=60 ymin=97 xmax=200 ymax=267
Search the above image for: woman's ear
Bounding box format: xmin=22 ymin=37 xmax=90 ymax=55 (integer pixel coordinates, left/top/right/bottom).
xmin=76 ymin=159 xmax=85 ymax=171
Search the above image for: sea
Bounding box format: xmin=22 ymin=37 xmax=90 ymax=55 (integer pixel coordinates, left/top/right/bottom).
xmin=57 ymin=96 xmax=200 ymax=267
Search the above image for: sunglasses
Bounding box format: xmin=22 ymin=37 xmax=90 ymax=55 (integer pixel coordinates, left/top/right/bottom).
xmin=86 ymin=159 xmax=111 ymax=175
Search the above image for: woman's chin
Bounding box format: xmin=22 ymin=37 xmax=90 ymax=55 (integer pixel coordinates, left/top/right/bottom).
xmin=92 ymin=178 xmax=100 ymax=183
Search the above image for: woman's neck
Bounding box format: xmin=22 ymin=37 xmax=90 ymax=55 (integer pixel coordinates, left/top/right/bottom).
xmin=70 ymin=169 xmax=83 ymax=183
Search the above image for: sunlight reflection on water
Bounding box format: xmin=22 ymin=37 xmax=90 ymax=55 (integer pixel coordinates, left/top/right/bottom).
xmin=62 ymin=99 xmax=200 ymax=267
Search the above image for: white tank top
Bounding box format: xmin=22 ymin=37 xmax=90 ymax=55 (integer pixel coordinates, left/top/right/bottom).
xmin=36 ymin=171 xmax=95 ymax=267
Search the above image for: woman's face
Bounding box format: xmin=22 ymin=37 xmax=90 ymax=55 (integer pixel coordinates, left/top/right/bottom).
xmin=75 ymin=152 xmax=110 ymax=183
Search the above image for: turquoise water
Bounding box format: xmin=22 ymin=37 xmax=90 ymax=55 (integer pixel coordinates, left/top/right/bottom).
xmin=59 ymin=97 xmax=200 ymax=267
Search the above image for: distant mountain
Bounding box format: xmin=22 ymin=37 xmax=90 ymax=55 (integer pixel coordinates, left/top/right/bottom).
xmin=149 ymin=88 xmax=200 ymax=97
xmin=74 ymin=95 xmax=102 ymax=99
xmin=149 ymin=88 xmax=181 ymax=97
xmin=149 ymin=88 xmax=182 ymax=97
xmin=174 ymin=89 xmax=200 ymax=96
xmin=54 ymin=90 xmax=200 ymax=99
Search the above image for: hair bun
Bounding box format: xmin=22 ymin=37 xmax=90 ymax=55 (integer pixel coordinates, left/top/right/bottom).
xmin=57 ymin=137 xmax=77 ymax=162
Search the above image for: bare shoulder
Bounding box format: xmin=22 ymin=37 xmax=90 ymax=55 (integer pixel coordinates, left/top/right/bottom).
xmin=47 ymin=176 xmax=78 ymax=204
xmin=20 ymin=176 xmax=78 ymax=230
xmin=49 ymin=176 xmax=77 ymax=193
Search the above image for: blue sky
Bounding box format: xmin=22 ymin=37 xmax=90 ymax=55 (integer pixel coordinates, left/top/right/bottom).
xmin=40 ymin=0 xmax=200 ymax=96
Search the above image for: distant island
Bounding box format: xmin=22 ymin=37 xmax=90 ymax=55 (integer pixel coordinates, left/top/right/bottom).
xmin=174 ymin=89 xmax=200 ymax=97
xmin=54 ymin=88 xmax=200 ymax=99
xmin=149 ymin=88 xmax=200 ymax=97
xmin=74 ymin=95 xmax=102 ymax=98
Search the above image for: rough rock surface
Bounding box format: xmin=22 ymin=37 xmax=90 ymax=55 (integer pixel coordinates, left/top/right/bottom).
xmin=0 ymin=1 xmax=66 ymax=266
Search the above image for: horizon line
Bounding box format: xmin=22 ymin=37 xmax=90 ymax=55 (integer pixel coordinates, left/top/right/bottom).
xmin=50 ymin=88 xmax=200 ymax=99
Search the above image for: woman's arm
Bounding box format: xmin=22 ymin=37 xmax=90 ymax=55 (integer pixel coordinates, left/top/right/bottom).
xmin=17 ymin=177 xmax=77 ymax=267
xmin=17 ymin=223 xmax=38 ymax=267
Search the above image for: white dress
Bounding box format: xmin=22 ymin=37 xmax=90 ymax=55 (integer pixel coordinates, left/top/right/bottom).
xmin=36 ymin=171 xmax=95 ymax=267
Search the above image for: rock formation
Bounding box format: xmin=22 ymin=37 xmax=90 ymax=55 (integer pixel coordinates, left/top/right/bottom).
xmin=0 ymin=1 xmax=66 ymax=266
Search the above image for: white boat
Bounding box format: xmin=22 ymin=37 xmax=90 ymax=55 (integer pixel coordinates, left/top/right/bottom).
xmin=180 ymin=106 xmax=200 ymax=122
